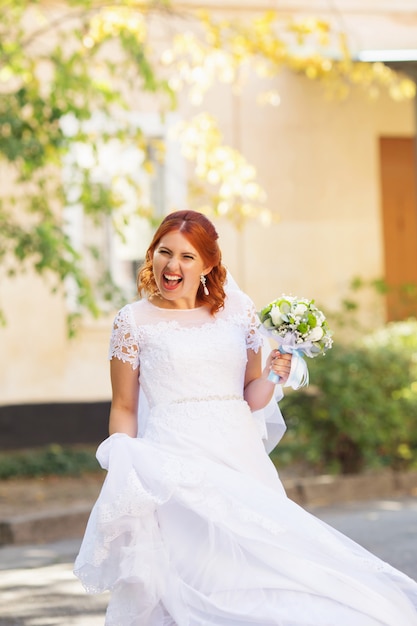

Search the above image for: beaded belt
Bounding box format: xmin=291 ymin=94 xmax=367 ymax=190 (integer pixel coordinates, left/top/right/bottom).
xmin=170 ymin=394 xmax=243 ymax=405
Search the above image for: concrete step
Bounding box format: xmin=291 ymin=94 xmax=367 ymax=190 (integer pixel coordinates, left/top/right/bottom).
xmin=1 ymin=470 xmax=416 ymax=547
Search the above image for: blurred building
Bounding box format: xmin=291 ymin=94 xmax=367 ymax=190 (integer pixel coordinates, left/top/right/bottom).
xmin=1 ymin=0 xmax=416 ymax=444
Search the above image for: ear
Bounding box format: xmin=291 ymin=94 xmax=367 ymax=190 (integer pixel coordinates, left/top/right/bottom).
xmin=202 ymin=266 xmax=213 ymax=276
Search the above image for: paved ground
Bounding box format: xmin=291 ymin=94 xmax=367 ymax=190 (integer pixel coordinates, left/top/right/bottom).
xmin=0 ymin=497 xmax=416 ymax=625
xmin=0 ymin=541 xmax=108 ymax=625
xmin=314 ymin=497 xmax=417 ymax=580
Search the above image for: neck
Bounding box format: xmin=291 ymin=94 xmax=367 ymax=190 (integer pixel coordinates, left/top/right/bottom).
xmin=149 ymin=294 xmax=201 ymax=310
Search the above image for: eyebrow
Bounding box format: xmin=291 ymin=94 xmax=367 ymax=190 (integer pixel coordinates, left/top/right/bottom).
xmin=158 ymin=244 xmax=197 ymax=257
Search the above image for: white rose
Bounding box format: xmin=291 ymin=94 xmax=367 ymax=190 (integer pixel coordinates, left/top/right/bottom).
xmin=293 ymin=303 xmax=308 ymax=317
xmin=270 ymin=305 xmax=283 ymax=326
xmin=307 ymin=326 xmax=324 ymax=342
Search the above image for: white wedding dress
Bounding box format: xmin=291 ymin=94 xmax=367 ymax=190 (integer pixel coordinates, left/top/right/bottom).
xmin=74 ymin=290 xmax=417 ymax=626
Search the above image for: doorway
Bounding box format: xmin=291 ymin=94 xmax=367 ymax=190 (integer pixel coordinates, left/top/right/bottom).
xmin=379 ymin=136 xmax=417 ymax=320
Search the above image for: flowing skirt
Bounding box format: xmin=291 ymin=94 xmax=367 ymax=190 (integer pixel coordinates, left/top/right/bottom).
xmin=74 ymin=398 xmax=417 ymax=626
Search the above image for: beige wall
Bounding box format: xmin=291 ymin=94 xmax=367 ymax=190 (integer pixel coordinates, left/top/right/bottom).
xmin=211 ymin=72 xmax=415 ymax=315
xmin=0 ymin=274 xmax=113 ymax=404
xmin=1 ymin=3 xmax=415 ymax=405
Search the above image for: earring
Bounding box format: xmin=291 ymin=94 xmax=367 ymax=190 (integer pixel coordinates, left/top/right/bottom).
xmin=200 ymin=274 xmax=209 ymax=296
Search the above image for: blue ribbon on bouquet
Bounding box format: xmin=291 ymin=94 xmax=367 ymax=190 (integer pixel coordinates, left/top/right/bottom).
xmin=268 ymin=347 xmax=309 ymax=389
xmin=258 ymin=325 xmax=315 ymax=389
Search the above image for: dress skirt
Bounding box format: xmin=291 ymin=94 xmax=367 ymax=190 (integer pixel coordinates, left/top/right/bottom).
xmin=74 ymin=398 xmax=417 ymax=626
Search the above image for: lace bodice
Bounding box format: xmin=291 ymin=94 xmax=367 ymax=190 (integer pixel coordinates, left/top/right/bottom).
xmin=109 ymin=290 xmax=263 ymax=410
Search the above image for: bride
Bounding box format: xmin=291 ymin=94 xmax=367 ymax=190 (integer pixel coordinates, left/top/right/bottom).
xmin=74 ymin=210 xmax=417 ymax=625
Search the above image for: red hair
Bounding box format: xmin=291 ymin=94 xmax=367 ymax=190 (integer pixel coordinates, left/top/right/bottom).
xmin=137 ymin=210 xmax=227 ymax=314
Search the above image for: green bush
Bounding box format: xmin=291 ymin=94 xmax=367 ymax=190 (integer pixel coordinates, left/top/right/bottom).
xmin=275 ymin=319 xmax=417 ymax=475
xmin=0 ymin=444 xmax=101 ymax=479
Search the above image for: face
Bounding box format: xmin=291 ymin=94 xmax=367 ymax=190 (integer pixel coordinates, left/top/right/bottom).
xmin=152 ymin=230 xmax=210 ymax=309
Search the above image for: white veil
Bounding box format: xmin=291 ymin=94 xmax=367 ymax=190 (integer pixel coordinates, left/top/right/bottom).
xmin=225 ymin=271 xmax=287 ymax=454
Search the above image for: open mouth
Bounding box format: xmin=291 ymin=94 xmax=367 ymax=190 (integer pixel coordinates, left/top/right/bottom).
xmin=162 ymin=273 xmax=183 ymax=290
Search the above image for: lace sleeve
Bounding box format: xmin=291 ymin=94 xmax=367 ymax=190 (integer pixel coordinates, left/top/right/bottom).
xmin=230 ymin=290 xmax=264 ymax=352
xmin=108 ymin=304 xmax=140 ymax=370
xmin=243 ymin=294 xmax=264 ymax=353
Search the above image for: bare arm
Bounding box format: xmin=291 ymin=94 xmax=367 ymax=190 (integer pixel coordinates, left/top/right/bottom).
xmin=109 ymin=357 xmax=140 ymax=437
xmin=244 ymin=348 xmax=291 ymax=412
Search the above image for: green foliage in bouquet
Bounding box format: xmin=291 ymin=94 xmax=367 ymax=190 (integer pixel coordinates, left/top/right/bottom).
xmin=274 ymin=319 xmax=417 ymax=475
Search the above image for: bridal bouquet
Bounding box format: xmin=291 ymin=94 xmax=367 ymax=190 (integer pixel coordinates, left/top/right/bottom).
xmin=258 ymin=295 xmax=333 ymax=388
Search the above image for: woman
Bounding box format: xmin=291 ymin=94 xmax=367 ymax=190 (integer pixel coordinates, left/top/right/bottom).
xmin=74 ymin=210 xmax=417 ymax=625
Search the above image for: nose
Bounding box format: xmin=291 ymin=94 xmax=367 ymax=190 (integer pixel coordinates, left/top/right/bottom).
xmin=165 ymin=256 xmax=180 ymax=273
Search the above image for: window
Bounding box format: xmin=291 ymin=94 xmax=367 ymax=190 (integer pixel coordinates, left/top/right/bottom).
xmin=62 ymin=112 xmax=186 ymax=311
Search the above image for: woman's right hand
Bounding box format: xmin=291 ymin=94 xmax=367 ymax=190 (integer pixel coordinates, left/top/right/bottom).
xmin=265 ymin=349 xmax=292 ymax=385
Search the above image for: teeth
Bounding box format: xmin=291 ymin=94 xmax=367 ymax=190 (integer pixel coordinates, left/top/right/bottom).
xmin=164 ymin=274 xmax=181 ymax=281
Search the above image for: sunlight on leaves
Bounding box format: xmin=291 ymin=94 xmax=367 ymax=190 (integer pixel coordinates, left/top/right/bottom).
xmin=171 ymin=113 xmax=274 ymax=229
xmin=161 ymin=11 xmax=416 ymax=104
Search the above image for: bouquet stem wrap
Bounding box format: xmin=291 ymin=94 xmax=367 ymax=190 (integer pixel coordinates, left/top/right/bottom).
xmin=265 ymin=338 xmax=309 ymax=389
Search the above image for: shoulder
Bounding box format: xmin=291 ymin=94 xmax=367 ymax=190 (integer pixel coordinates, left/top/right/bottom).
xmin=220 ymin=289 xmax=263 ymax=352
xmin=111 ymin=302 xmax=134 ymax=329
xmin=112 ymin=299 xmax=148 ymax=328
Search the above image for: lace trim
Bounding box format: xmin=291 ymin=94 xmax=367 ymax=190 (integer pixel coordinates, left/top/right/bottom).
xmin=243 ymin=300 xmax=264 ymax=353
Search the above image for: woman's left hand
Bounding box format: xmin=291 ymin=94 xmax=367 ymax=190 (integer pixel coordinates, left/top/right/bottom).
xmin=265 ymin=350 xmax=292 ymax=384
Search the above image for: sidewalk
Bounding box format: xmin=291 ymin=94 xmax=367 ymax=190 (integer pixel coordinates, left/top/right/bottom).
xmin=1 ymin=469 xmax=417 ymax=547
